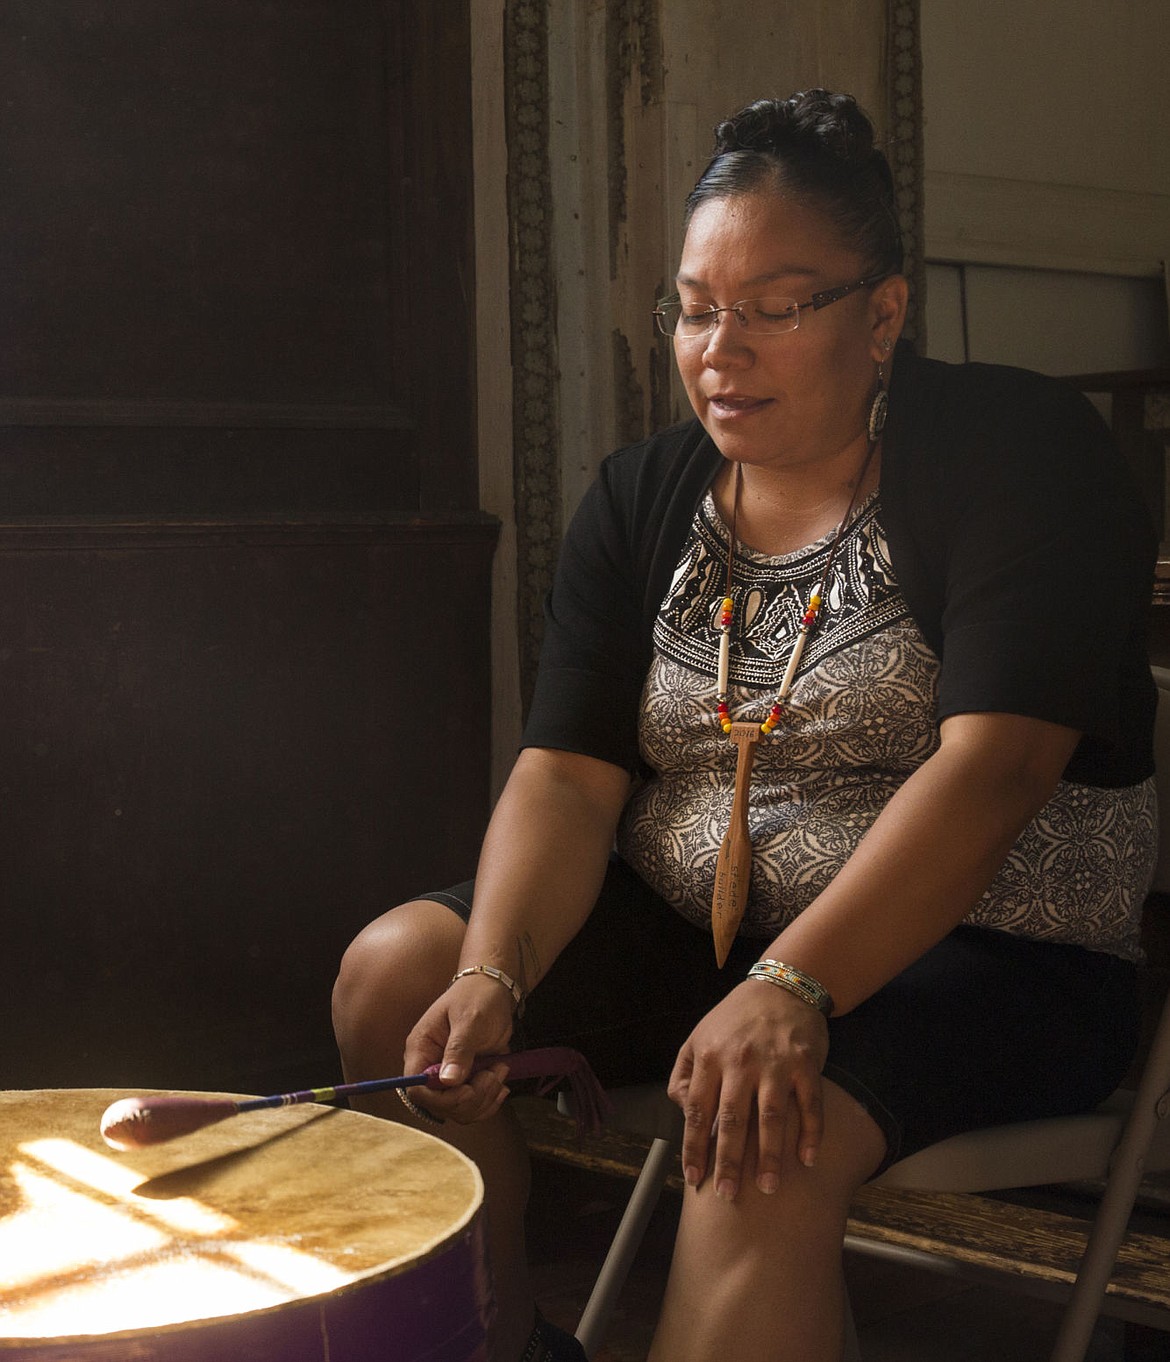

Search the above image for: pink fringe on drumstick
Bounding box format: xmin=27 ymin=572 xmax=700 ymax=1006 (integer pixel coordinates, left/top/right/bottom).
xmin=100 ymin=1046 xmax=613 ymax=1150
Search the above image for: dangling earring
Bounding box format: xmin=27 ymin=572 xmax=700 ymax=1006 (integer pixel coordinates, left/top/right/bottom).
xmin=867 ymin=340 xmax=893 ymax=443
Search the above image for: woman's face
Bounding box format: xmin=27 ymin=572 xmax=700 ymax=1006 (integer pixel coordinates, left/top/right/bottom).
xmin=673 ymin=190 xmax=897 ymax=474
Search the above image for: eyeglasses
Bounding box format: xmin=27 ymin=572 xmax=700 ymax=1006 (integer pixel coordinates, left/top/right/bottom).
xmin=652 ymin=275 xmax=887 ymax=339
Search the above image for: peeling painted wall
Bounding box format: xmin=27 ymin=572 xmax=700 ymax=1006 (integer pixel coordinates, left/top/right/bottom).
xmin=548 ymin=0 xmax=905 ymax=504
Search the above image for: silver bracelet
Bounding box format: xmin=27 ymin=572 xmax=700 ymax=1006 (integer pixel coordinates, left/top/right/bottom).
xmin=450 ymin=963 xmax=526 ymax=1015
xmin=747 ymin=959 xmax=835 ymax=1017
xmin=396 ymin=1086 xmax=445 ymax=1127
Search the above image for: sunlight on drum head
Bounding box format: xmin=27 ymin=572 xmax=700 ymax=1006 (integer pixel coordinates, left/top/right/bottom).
xmin=21 ymin=1138 xmax=236 ymax=1234
xmin=0 ymin=1138 xmax=351 ymax=1336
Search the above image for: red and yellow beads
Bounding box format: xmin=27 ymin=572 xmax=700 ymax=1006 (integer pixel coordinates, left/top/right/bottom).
xmin=716 ymin=590 xmax=822 ymax=736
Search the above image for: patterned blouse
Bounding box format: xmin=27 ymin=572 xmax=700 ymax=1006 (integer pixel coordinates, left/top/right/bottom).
xmin=615 ymin=492 xmax=1155 ymax=961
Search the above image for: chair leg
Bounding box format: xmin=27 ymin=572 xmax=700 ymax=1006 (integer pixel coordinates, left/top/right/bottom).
xmin=574 ymin=1135 xmax=677 ymax=1359
xmin=1049 ymin=992 xmax=1170 ymax=1362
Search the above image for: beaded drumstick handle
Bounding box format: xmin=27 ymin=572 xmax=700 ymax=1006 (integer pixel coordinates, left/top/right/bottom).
xmin=100 ymin=1045 xmax=610 ymax=1149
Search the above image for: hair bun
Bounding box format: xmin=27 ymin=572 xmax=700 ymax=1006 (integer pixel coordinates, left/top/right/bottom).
xmin=713 ymin=90 xmax=876 ymax=167
xmin=689 ymin=88 xmax=903 ymax=276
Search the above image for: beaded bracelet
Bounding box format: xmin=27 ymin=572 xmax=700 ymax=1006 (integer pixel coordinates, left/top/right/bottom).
xmin=747 ymin=959 xmax=835 ymax=1017
xmin=396 ymin=1086 xmax=445 ymax=1127
xmin=450 ymin=963 xmax=526 ymax=1016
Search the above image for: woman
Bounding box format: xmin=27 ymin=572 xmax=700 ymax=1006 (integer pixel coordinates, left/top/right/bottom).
xmin=333 ymin=90 xmax=1157 ymax=1362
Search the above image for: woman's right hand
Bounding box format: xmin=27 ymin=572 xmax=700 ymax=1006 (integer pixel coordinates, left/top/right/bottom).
xmin=402 ymin=975 xmax=516 ymax=1124
xmin=399 ymin=747 xmax=630 ymax=1126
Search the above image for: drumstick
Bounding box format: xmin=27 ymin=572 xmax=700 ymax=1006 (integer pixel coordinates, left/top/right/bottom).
xmin=101 ymin=1074 xmax=435 ymax=1150
xmin=100 ymin=1046 xmax=612 ymax=1150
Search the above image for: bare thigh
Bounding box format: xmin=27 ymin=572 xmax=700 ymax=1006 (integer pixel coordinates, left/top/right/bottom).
xmin=332 ymin=897 xmax=467 ymax=1092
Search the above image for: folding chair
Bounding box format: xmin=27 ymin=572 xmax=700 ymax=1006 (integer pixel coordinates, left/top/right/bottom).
xmin=570 ymin=667 xmax=1170 ymax=1361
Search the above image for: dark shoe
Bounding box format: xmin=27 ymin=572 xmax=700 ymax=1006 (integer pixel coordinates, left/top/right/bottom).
xmin=521 ymin=1310 xmax=588 ymax=1362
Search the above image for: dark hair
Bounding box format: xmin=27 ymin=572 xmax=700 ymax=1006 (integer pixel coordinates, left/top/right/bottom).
xmin=684 ymin=90 xmax=903 ymax=276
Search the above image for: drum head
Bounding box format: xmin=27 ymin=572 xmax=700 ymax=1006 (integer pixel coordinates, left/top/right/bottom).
xmin=0 ymin=1089 xmax=487 ymax=1360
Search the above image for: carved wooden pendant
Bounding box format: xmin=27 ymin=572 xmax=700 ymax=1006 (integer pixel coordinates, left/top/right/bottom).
xmin=711 ymin=722 xmax=760 ymax=967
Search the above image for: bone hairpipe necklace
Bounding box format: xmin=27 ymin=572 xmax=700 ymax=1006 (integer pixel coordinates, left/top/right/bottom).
xmin=710 ymin=440 xmax=878 ymax=966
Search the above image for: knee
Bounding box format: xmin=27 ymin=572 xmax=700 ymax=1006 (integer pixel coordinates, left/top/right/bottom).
xmin=332 ymin=900 xmax=462 ymax=1057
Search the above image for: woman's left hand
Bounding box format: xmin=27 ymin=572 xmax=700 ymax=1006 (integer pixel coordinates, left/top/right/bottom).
xmin=668 ymin=981 xmax=829 ymax=1200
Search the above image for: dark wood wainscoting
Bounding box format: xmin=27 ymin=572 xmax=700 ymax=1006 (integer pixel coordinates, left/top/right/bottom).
xmin=1 ymin=3 xmax=488 ymax=1094
xmin=0 ymin=513 xmax=497 ymax=1093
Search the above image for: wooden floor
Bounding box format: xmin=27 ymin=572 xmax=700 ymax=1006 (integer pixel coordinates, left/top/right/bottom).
xmin=524 ymin=1139 xmax=1170 ymax=1362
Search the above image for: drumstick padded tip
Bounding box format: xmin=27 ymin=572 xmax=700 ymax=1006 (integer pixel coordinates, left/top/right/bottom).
xmin=101 ymin=1095 xmax=242 ymax=1150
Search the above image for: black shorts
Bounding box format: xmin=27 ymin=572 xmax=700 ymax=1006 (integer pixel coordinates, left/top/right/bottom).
xmin=419 ymin=856 xmax=1140 ymax=1170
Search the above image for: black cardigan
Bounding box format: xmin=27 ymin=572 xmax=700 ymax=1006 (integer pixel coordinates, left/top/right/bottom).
xmin=523 ymin=348 xmax=1158 ymax=788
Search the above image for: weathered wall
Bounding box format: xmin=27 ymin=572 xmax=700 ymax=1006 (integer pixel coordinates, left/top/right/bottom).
xmin=922 ymin=0 xmax=1170 ymax=281
xmin=554 ymin=0 xmax=896 ymax=513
